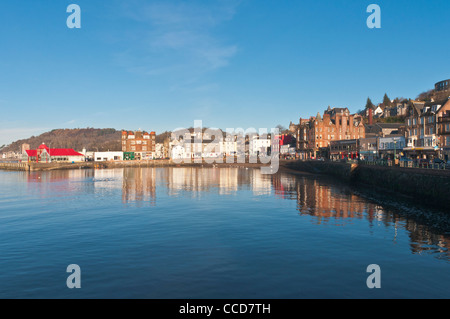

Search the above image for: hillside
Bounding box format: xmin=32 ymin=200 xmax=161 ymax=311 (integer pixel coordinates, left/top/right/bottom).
xmin=0 ymin=128 xmax=123 ymax=153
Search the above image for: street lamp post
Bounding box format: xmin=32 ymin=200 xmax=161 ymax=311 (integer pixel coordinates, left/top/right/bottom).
xmin=394 ymin=140 xmax=397 ymax=161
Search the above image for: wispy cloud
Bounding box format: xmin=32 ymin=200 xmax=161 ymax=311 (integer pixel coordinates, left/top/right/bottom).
xmin=113 ymin=0 xmax=240 ymax=77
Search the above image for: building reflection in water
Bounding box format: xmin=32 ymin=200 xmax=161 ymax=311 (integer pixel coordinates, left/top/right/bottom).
xmin=122 ymin=168 xmax=156 ymax=205
xmin=155 ymin=167 xmax=272 ymax=197
xmin=271 ymin=171 xmax=450 ymax=261
xmin=24 ymin=167 xmax=450 ymax=260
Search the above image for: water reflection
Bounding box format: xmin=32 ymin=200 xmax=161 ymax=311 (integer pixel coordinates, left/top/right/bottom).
xmin=155 ymin=167 xmax=272 ymax=196
xmin=22 ymin=167 xmax=450 ymax=261
xmin=122 ymin=168 xmax=156 ymax=205
xmin=270 ymin=171 xmax=450 ymax=261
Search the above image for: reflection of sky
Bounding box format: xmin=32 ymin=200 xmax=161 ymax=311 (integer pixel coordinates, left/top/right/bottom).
xmin=16 ymin=167 xmax=450 ymax=262
xmin=1 ymin=167 xmax=450 ymax=298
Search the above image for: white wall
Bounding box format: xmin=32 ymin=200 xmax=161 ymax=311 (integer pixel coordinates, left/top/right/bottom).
xmin=94 ymin=152 xmax=123 ymax=162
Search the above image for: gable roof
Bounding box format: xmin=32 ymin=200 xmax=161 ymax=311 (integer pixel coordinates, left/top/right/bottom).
xmin=25 ymin=148 xmax=84 ymax=157
xmin=48 ymin=149 xmax=84 ymax=156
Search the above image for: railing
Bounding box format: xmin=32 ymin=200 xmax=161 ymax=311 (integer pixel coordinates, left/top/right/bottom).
xmin=360 ymin=159 xmax=450 ymax=170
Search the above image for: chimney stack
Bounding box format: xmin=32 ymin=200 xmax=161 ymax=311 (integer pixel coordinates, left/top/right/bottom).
xmin=369 ymin=108 xmax=373 ymax=125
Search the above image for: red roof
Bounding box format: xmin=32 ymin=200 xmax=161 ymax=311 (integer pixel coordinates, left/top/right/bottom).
xmin=38 ymin=144 xmax=50 ymax=151
xmin=47 ymin=149 xmax=84 ymax=156
xmin=26 ymin=148 xmax=83 ymax=157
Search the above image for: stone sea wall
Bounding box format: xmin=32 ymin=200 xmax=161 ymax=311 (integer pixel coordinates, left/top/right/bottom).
xmin=284 ymin=160 xmax=450 ymax=207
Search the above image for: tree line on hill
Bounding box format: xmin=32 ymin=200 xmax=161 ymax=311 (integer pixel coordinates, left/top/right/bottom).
xmin=0 ymin=128 xmax=172 ymax=154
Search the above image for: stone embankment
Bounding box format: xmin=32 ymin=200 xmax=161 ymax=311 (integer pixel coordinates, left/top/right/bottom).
xmin=283 ymin=160 xmax=450 ymax=207
xmin=0 ymin=159 xmax=270 ymax=172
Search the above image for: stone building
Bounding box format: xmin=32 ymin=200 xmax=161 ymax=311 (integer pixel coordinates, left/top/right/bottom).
xmin=435 ymin=79 xmax=450 ymax=92
xmin=438 ymin=100 xmax=450 ymax=161
xmin=404 ymin=99 xmax=450 ymax=159
xmin=296 ymin=107 xmax=365 ymax=159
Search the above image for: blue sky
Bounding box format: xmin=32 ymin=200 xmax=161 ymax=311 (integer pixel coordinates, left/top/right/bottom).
xmin=1 ymin=0 xmax=449 ymax=146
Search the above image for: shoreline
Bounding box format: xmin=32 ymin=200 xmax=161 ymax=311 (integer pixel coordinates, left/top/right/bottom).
xmin=0 ymin=159 xmax=286 ymax=172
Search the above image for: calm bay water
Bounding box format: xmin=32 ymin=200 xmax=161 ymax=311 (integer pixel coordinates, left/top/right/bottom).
xmin=0 ymin=167 xmax=449 ymax=299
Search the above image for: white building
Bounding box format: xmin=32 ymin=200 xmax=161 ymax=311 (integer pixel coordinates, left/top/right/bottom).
xmin=221 ymin=139 xmax=237 ymax=156
xmin=250 ymin=136 xmax=272 ymax=156
xmin=171 ymin=144 xmax=188 ymax=160
xmin=94 ymin=152 xmax=123 ymax=162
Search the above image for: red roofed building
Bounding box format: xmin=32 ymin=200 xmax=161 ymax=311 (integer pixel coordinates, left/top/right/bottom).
xmin=23 ymin=143 xmax=85 ymax=163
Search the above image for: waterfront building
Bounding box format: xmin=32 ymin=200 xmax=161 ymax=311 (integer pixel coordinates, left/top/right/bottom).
xmin=169 ymin=132 xmax=223 ymax=159
xmin=250 ymin=134 xmax=272 ymax=156
xmin=296 ymin=107 xmax=365 ymax=159
xmin=404 ymin=99 xmax=450 ymax=159
xmin=359 ymin=137 xmax=378 ymax=161
xmin=121 ymin=130 xmax=156 ymax=160
xmin=329 ymin=139 xmax=360 ymax=161
xmin=377 ymin=135 xmax=406 ymax=160
xmin=221 ymin=134 xmax=238 ymax=156
xmin=155 ymin=143 xmax=167 ymax=159
xmin=438 ymin=107 xmax=450 ymax=161
xmin=94 ymin=152 xmax=123 ymax=162
xmin=24 ymin=144 xmax=85 ymax=163
xmin=271 ymin=135 xmax=281 ymax=157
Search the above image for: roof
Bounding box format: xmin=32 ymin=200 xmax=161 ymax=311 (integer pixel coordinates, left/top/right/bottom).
xmin=48 ymin=149 xmax=84 ymax=156
xmin=38 ymin=144 xmax=50 ymax=151
xmin=26 ymin=148 xmax=84 ymax=157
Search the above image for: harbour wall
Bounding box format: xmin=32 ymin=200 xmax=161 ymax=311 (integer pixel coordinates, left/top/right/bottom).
xmin=284 ymin=160 xmax=450 ymax=207
xmin=0 ymin=159 xmax=269 ymax=172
